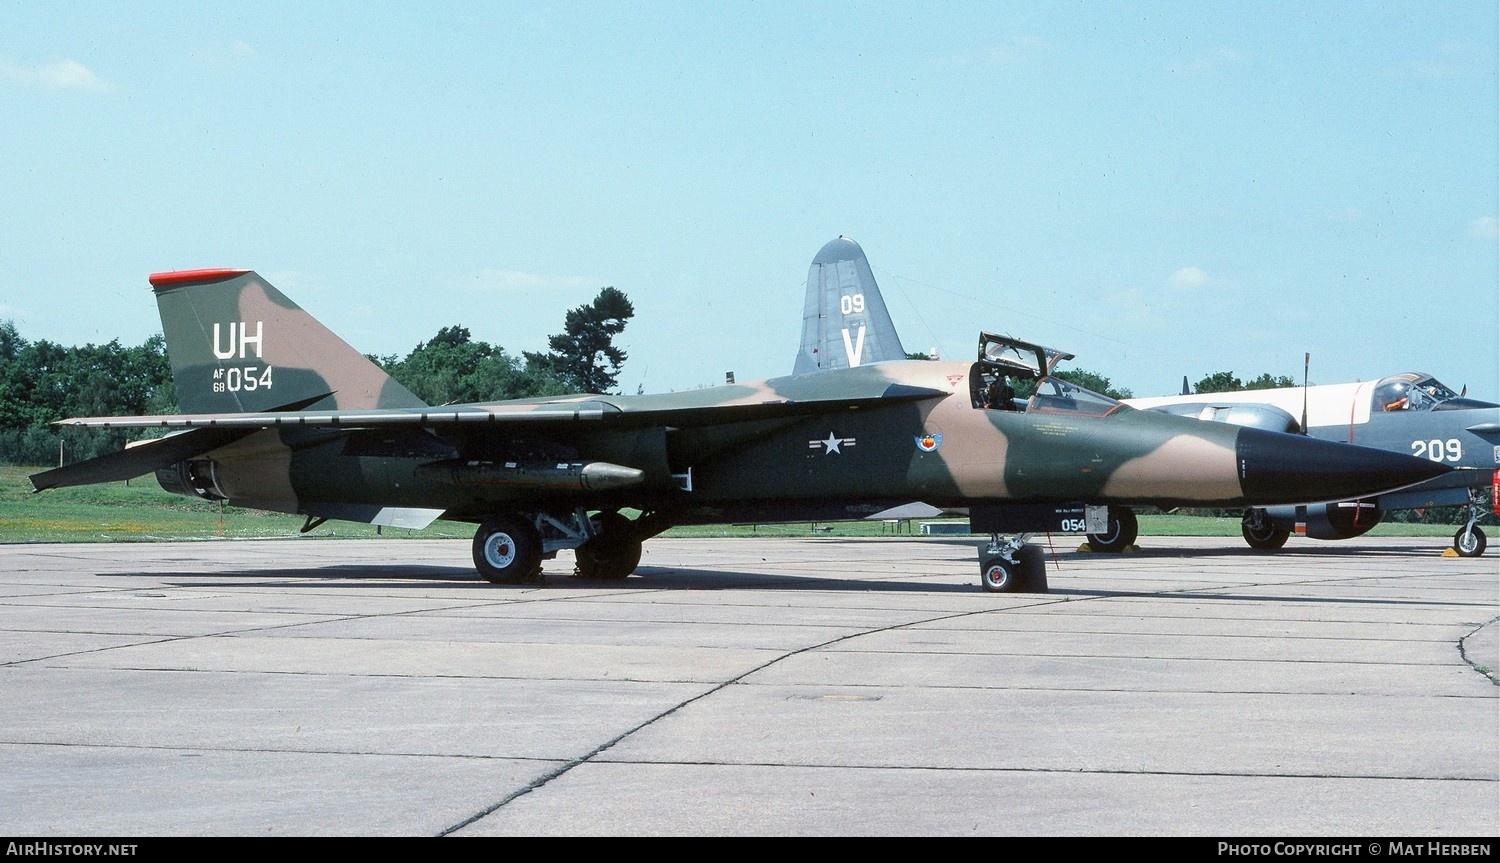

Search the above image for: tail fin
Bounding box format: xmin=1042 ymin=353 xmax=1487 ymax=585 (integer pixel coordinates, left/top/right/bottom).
xmin=150 ymin=268 xmax=426 ymax=413
xmin=793 ymin=236 xmax=907 ymax=374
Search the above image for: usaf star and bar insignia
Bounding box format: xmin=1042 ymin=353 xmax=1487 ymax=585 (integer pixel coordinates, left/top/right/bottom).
xmin=809 ymin=432 xmax=856 ymax=454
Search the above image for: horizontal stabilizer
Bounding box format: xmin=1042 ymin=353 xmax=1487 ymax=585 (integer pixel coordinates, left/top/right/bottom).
xmin=29 ymin=427 xmax=256 ymax=491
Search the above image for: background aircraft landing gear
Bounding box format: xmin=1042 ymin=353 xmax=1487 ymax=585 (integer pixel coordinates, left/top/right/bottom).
xmin=1085 ymin=506 xmax=1137 ymax=553
xmin=574 ymin=511 xmax=643 ymax=580
xmin=1452 ymin=491 xmax=1489 ymax=557
xmin=473 ymin=516 xmax=542 ymax=583
xmin=1241 ymin=508 xmax=1290 ymax=550
xmin=1454 ymin=525 xmax=1486 ymax=558
xmin=979 ymin=536 xmax=1048 ymax=593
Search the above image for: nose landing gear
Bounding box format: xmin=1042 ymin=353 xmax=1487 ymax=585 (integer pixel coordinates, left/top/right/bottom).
xmin=979 ymin=534 xmax=1049 ymax=593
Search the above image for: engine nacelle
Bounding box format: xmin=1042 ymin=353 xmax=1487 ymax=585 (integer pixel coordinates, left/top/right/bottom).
xmin=1264 ymin=500 xmax=1383 ymax=540
xmin=156 ymin=459 xmax=227 ymax=501
xmin=1150 ymin=402 xmax=1301 ymax=433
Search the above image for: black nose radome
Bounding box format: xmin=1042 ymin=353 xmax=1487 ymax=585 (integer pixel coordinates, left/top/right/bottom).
xmin=1235 ymin=427 xmax=1451 ymax=505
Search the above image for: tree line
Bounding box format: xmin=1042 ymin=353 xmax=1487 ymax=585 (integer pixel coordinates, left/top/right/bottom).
xmin=1 ymin=287 xmax=634 ymax=466
xmin=366 ymin=286 xmax=635 ymax=404
xmin=0 ymin=322 xmax=174 ymax=466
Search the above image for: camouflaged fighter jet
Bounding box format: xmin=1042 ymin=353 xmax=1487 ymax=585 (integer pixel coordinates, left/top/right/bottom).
xmin=29 ymin=268 xmax=1450 ymax=592
xmin=794 ymin=236 xmax=1495 ymax=558
xmin=1131 ymin=376 xmax=1500 ymax=557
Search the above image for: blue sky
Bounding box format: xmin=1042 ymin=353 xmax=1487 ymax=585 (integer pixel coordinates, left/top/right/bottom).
xmin=3 ymin=1 xmax=1496 ymax=400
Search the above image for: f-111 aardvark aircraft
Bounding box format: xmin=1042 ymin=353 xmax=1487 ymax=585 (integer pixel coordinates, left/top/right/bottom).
xmin=30 ymin=268 xmax=1450 ymax=592
xmin=791 ymin=235 xmax=1494 ymax=558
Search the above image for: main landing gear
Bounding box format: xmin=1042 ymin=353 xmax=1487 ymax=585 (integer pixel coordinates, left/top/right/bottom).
xmin=471 ymin=509 xmax=646 ymax=583
xmin=473 ymin=516 xmax=543 ymax=583
xmin=573 ymin=511 xmax=644 ymax=580
xmin=1084 ymin=506 xmax=1138 ymax=553
xmin=1454 ymin=489 xmax=1489 ymax=557
xmin=979 ymin=534 xmax=1049 ymax=593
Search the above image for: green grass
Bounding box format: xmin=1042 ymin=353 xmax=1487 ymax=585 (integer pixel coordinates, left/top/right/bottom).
xmin=0 ymin=465 xmax=472 ymax=542
xmin=0 ymin=464 xmax=1468 ymax=544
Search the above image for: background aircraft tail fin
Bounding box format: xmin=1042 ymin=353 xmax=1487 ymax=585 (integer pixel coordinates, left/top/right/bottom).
xmin=149 ymin=268 xmax=427 ymax=414
xmin=793 ymin=236 xmax=907 ymax=374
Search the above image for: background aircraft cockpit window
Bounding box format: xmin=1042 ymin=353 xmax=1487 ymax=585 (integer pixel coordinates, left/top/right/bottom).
xmin=1026 ymin=377 xmax=1122 ymax=417
xmin=1372 ymin=375 xmax=1449 ymax=412
xmin=1414 ymin=376 xmax=1459 ymax=404
xmin=1373 ymin=379 xmax=1413 ymax=412
xmin=1371 ymin=373 xmax=1468 ymax=413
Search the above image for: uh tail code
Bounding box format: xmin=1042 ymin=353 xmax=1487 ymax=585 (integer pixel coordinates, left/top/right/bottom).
xmin=211 ymin=321 xmax=273 ymax=393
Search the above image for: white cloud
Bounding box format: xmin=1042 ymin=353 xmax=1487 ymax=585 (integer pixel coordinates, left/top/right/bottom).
xmin=0 ymin=58 xmax=113 ymax=91
xmin=1168 ymin=266 xmax=1208 ymax=290
xmin=38 ymin=59 xmax=109 ymax=89
xmin=1467 ymin=217 xmax=1499 ymax=240
xmin=1388 ymin=40 xmax=1477 ymax=81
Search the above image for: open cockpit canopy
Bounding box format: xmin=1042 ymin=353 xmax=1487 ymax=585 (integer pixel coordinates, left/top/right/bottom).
xmin=973 ymin=332 xmax=1123 ymax=418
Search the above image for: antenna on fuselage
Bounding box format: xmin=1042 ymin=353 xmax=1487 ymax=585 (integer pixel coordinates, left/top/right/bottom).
xmin=1301 ymin=352 xmax=1310 ymax=434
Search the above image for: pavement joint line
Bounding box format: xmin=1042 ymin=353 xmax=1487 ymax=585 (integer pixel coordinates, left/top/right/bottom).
xmin=436 ymin=595 xmax=1086 ymax=835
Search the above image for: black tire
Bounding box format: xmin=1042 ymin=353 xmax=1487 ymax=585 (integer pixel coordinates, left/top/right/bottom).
xmin=575 ymin=512 xmax=643 ymax=580
xmin=1018 ymin=544 xmax=1049 ymax=593
xmin=575 ymin=535 xmax=643 ymax=580
xmin=980 ymin=556 xmax=1019 ymax=593
xmin=472 ymin=517 xmax=542 ymax=583
xmin=1086 ymin=507 xmax=1138 ymax=553
xmin=1454 ymin=526 xmax=1487 ymax=558
xmin=1242 ymin=510 xmax=1290 ymax=550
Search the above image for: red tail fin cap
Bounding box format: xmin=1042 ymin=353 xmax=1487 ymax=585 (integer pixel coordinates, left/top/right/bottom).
xmin=148 ymin=268 xmax=251 ymax=287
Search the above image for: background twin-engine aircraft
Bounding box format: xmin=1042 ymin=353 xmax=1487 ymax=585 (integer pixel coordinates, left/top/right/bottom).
xmin=29 ymin=250 xmax=1455 ymax=592
xmin=797 ymin=236 xmax=1497 ymax=557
